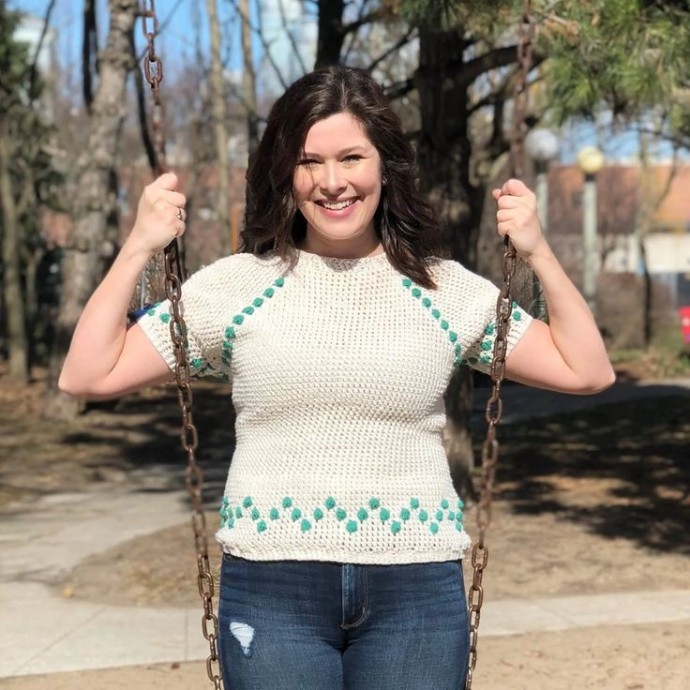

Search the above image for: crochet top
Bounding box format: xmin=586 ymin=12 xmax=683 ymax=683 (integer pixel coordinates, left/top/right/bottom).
xmin=138 ymin=250 xmax=532 ymax=564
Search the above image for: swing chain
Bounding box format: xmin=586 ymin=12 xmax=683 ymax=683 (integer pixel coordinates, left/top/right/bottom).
xmin=140 ymin=2 xmax=222 ymax=687
xmin=465 ymin=2 xmax=534 ymax=689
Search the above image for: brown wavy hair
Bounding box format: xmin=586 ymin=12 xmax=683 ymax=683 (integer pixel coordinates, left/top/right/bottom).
xmin=241 ymin=65 xmax=447 ymax=288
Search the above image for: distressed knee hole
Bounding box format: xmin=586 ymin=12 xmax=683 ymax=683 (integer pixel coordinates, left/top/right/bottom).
xmin=230 ymin=621 xmax=255 ymax=657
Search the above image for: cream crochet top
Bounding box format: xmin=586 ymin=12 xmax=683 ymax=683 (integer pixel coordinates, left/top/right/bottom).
xmin=138 ymin=250 xmax=532 ymax=564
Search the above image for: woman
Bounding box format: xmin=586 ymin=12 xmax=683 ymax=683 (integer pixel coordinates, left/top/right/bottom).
xmin=60 ymin=66 xmax=614 ymax=689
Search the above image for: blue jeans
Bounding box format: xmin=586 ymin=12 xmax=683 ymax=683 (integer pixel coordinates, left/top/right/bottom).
xmin=218 ymin=555 xmax=469 ymax=689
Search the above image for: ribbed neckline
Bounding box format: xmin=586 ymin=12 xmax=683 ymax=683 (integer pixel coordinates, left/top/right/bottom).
xmin=295 ymin=249 xmax=391 ymax=274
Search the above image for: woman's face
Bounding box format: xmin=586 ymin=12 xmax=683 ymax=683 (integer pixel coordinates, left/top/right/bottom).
xmin=293 ymin=112 xmax=383 ymax=258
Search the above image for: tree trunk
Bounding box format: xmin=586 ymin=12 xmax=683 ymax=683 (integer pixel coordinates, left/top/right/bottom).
xmin=239 ymin=0 xmax=259 ymax=157
xmin=0 ymin=129 xmax=29 ymax=381
xmin=43 ymin=0 xmax=137 ymax=419
xmin=315 ymin=0 xmax=345 ymax=68
xmin=206 ymin=0 xmax=231 ymax=254
xmin=416 ymin=25 xmax=484 ymax=500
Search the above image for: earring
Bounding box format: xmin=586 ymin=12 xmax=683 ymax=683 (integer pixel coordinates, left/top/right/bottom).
xmin=382 ymin=175 xmax=388 ymax=185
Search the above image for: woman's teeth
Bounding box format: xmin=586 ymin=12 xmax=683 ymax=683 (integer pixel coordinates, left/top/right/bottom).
xmin=321 ymin=199 xmax=355 ymax=210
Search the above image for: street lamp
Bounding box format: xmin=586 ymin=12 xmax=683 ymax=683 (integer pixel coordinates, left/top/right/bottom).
xmin=525 ymin=128 xmax=560 ymax=316
xmin=576 ymin=145 xmax=605 ymax=314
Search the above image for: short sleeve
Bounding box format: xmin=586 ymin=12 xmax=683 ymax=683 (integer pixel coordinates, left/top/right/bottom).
xmin=461 ymin=299 xmax=532 ymax=375
xmin=429 ymin=260 xmax=533 ymax=376
xmin=136 ymin=263 xmax=228 ymax=380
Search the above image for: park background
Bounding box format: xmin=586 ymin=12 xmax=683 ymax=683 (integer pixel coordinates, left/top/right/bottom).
xmin=1 ymin=1 xmax=689 ymax=689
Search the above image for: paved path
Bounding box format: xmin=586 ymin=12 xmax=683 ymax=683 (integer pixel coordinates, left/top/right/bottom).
xmin=2 ymin=378 xmax=689 ymax=678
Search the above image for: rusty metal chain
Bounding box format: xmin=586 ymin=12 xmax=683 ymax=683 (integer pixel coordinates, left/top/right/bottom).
xmin=465 ymin=2 xmax=534 ymax=689
xmin=140 ymin=2 xmax=222 ymax=687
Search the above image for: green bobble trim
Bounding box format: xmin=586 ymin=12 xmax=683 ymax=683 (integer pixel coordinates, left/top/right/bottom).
xmin=457 ymin=499 xmax=465 ymax=509
xmin=480 ymin=340 xmax=492 ymax=351
xmin=221 ymin=276 xmax=286 ymax=367
xmin=485 ymin=324 xmax=495 ymax=336
xmin=513 ymin=311 xmax=522 ymax=321
xmin=219 ymin=496 xmax=467 ymax=536
xmin=403 ymin=280 xmax=463 ymax=363
xmin=191 ymin=357 xmax=204 ymax=369
xmin=480 ymin=354 xmax=491 ymax=364
xmin=159 ymin=313 xmax=171 ymax=324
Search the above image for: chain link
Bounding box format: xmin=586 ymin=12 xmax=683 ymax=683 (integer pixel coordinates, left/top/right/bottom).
xmin=139 ymin=2 xmax=222 ymax=687
xmin=465 ymin=2 xmax=533 ymax=688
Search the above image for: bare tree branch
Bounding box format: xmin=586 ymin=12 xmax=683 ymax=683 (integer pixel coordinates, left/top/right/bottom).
xmin=278 ymin=0 xmax=308 ymax=75
xmin=28 ymin=0 xmax=57 ymax=101
xmin=366 ymin=26 xmax=417 ymax=74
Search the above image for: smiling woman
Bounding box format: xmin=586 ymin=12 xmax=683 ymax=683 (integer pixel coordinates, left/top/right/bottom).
xmin=59 ymin=64 xmax=614 ymax=690
xmin=293 ymin=113 xmax=383 ymax=258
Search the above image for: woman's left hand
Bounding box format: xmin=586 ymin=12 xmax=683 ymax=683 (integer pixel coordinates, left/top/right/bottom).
xmin=492 ymin=178 xmax=546 ymax=261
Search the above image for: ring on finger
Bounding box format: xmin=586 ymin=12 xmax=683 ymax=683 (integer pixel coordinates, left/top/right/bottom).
xmin=176 ymin=208 xmax=185 ymax=222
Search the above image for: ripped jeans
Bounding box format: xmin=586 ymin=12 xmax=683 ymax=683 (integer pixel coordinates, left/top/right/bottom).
xmin=218 ymin=555 xmax=469 ymax=689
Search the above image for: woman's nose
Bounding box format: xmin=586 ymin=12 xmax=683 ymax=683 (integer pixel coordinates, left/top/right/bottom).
xmin=320 ymin=162 xmax=347 ymax=194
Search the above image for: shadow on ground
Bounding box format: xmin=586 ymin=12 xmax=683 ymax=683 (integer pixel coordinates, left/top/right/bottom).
xmin=0 ymin=380 xmax=236 ymax=511
xmin=487 ymin=383 xmax=690 ymax=556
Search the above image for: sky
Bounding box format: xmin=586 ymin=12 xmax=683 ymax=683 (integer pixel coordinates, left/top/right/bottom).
xmin=10 ymin=0 xmax=243 ymax=76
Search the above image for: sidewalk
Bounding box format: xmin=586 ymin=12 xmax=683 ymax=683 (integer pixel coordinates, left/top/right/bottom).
xmin=2 ymin=377 xmax=689 ymax=679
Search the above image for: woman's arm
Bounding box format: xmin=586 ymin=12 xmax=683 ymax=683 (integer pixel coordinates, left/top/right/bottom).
xmin=59 ymin=173 xmax=186 ymax=399
xmin=494 ymin=179 xmax=616 ymax=394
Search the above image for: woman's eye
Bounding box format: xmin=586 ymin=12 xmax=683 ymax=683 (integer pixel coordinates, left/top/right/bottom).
xmin=343 ymin=155 xmax=361 ymax=163
xmin=298 ymin=159 xmax=318 ymax=167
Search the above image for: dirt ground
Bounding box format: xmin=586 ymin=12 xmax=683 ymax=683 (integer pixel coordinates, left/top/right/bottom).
xmin=2 ymin=622 xmax=689 ymax=690
xmin=1 ymin=366 xmax=689 ymax=688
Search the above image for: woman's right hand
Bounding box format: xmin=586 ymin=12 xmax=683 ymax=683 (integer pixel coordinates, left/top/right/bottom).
xmin=128 ymin=172 xmax=187 ymax=256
